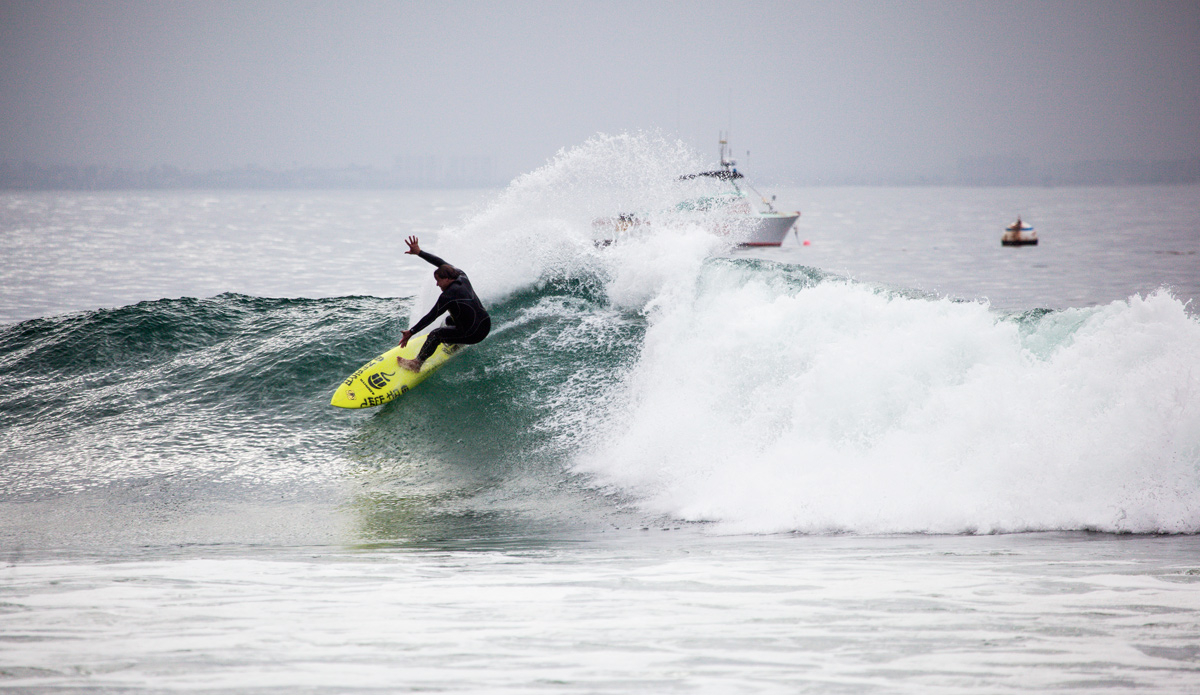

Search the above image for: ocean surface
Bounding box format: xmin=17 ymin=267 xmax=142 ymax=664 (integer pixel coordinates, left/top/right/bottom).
xmin=2 ymin=135 xmax=1200 ymax=692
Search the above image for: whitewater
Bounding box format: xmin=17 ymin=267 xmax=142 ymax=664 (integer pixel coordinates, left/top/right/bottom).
xmin=3 ymin=134 xmax=1200 ymax=692
xmin=403 ymin=134 xmax=1200 ymax=537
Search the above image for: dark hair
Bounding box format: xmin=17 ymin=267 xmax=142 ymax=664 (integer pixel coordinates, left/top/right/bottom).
xmin=434 ymin=264 xmax=461 ymax=281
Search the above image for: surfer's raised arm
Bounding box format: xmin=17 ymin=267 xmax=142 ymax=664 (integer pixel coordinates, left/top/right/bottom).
xmin=405 ymin=235 xmax=453 ymax=270
xmin=396 ymin=236 xmax=492 ymax=372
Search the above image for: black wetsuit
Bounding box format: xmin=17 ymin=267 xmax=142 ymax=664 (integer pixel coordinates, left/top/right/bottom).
xmin=407 ymin=250 xmax=491 ymax=362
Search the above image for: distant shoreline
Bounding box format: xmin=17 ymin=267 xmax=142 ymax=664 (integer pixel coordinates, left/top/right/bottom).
xmin=2 ymin=158 xmax=1198 ymax=191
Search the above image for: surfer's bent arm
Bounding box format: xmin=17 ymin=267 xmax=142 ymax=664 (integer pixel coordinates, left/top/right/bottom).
xmin=406 ymin=294 xmax=449 ymax=336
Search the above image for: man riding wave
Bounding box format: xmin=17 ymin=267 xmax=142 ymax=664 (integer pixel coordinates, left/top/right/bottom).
xmin=396 ymin=235 xmax=491 ymax=372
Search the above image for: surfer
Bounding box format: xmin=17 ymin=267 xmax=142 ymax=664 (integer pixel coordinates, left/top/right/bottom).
xmin=396 ymin=236 xmax=491 ymax=372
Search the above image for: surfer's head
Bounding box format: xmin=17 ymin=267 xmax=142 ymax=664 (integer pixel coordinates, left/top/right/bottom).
xmin=434 ymin=264 xmax=460 ymax=288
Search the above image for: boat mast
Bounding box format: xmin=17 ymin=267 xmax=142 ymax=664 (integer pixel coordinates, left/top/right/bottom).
xmin=719 ymin=132 xmax=736 ymax=173
xmin=718 ymin=131 xmax=743 ymax=194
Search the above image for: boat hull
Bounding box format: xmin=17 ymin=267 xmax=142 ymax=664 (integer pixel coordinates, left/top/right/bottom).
xmin=741 ymin=213 xmax=799 ymax=246
xmin=594 ymin=211 xmax=799 ymax=247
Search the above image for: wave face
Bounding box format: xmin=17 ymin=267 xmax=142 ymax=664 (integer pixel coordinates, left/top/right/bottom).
xmin=0 ymin=294 xmax=388 ymax=500
xmin=3 ymin=134 xmax=1199 ymax=537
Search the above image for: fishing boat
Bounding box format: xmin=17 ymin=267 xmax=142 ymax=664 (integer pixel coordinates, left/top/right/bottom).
xmin=594 ymin=137 xmax=800 ymax=247
xmin=679 ymin=137 xmax=800 ymax=246
xmin=1002 ymin=217 xmax=1038 ymax=246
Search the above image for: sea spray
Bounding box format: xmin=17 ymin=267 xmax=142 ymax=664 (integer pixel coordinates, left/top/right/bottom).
xmin=576 ymin=261 xmax=1200 ymax=535
xmin=405 ymin=132 xmax=750 ymax=325
xmin=391 ymin=135 xmax=1200 ymax=535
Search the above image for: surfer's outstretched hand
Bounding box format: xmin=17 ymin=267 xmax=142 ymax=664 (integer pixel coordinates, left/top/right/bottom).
xmin=404 ymin=236 xmax=420 ymax=255
xmin=399 ymin=329 xmax=412 ymax=348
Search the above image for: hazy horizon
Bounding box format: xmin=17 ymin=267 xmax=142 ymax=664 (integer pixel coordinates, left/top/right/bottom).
xmin=2 ymin=0 xmax=1198 ymax=183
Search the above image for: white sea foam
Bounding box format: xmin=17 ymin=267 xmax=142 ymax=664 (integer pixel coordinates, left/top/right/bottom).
xmin=578 ymin=266 xmax=1200 ymax=534
xmin=409 ymin=133 xmax=1200 ymax=535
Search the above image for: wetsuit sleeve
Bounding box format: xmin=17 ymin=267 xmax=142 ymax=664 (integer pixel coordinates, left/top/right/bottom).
xmin=418 ymin=250 xmax=449 ymax=268
xmin=407 ymin=292 xmax=449 ymax=335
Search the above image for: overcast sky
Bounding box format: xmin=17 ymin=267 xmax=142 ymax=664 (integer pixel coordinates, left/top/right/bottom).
xmin=2 ymin=0 xmax=1198 ymax=181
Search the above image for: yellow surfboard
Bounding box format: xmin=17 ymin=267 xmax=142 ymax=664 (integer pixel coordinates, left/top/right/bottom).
xmin=330 ymin=335 xmax=461 ymax=409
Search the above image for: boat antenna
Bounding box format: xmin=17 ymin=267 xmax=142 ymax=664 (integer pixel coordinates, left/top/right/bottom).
xmin=726 ymin=88 xmax=732 ymax=141
xmin=719 ymin=131 xmax=736 ymax=172
xmin=719 ymin=131 xmax=776 ymax=212
xmin=675 ymin=88 xmax=681 ymax=134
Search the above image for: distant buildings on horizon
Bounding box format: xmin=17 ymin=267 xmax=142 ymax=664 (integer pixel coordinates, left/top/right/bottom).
xmin=0 ymin=155 xmax=501 ymax=191
xmin=1 ymin=154 xmax=1198 ymax=190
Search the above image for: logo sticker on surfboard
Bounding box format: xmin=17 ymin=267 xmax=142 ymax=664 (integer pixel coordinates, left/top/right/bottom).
xmin=367 ymin=371 xmax=394 ymax=390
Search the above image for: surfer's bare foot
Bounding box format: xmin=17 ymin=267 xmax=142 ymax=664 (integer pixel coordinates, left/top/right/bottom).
xmin=397 ymin=357 xmax=423 ymax=372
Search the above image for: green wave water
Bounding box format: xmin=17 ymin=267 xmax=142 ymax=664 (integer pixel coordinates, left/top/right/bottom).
xmin=0 ymin=274 xmax=644 ymax=534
